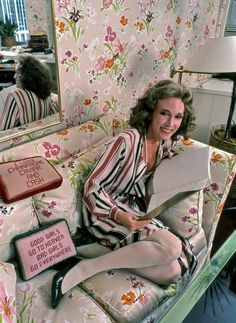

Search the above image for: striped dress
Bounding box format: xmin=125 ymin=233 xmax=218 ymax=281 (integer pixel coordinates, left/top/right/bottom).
xmin=82 ymin=128 xmax=175 ymax=250
xmin=0 ymin=88 xmax=58 ymax=130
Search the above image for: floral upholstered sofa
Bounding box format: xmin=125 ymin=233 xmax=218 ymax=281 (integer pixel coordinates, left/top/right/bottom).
xmin=0 ymin=112 xmax=236 ymax=323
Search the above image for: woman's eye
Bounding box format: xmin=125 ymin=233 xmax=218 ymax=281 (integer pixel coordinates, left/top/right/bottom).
xmin=160 ymin=111 xmax=169 ymax=116
xmin=176 ymin=115 xmax=183 ymax=119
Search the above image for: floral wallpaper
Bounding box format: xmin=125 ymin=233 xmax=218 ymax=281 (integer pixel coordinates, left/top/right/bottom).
xmin=54 ymin=0 xmax=226 ymax=127
xmin=0 ymin=0 xmax=229 ymax=153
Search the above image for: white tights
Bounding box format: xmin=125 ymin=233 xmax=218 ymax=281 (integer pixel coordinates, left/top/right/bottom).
xmin=61 ymin=229 xmax=182 ymax=294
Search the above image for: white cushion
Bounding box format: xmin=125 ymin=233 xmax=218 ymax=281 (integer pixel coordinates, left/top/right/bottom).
xmin=158 ymin=190 xmax=204 ymax=238
xmin=0 ymin=198 xmax=38 ymax=261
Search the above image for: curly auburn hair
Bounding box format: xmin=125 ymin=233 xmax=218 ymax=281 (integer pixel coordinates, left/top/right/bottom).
xmin=15 ymin=54 xmax=53 ymax=100
xmin=129 ymin=79 xmax=196 ymax=140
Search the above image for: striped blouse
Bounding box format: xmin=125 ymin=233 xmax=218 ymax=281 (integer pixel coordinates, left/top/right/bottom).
xmin=82 ymin=128 xmax=175 ymax=249
xmin=0 ymin=88 xmax=58 ymax=130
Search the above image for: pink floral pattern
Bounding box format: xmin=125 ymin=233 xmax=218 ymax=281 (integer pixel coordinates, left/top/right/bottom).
xmin=181 ymin=205 xmax=200 ymax=234
xmin=56 ymin=0 xmax=223 ymax=125
xmin=61 ymin=50 xmax=80 ymax=73
xmin=0 ymin=281 xmax=15 ymax=323
xmin=0 ymin=1 xmax=233 ymax=322
xmin=0 ymin=121 xmax=235 ymax=322
xmin=0 ymin=0 xmax=226 ymax=151
xmin=42 ymin=141 xmax=61 ymax=159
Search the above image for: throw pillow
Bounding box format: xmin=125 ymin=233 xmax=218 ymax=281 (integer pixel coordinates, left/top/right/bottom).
xmin=158 ymin=190 xmax=203 ymax=238
xmin=0 ymin=156 xmax=62 ymax=203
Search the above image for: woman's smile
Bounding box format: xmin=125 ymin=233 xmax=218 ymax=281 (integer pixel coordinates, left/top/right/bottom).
xmin=148 ymin=97 xmax=184 ymax=141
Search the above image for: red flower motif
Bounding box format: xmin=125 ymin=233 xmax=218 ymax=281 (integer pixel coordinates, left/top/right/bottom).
xmin=103 ymin=0 xmax=112 ymax=9
xmin=121 ymin=291 xmax=136 ymax=305
xmin=120 ymin=15 xmax=128 ymax=26
xmin=95 ymin=56 xmax=106 ymax=71
xmin=105 ymin=26 xmax=116 ymax=42
xmin=0 ymin=281 xmax=16 ymax=322
xmin=210 ymin=182 xmax=219 ymax=191
xmin=189 ymin=206 xmax=198 ymax=215
xmin=65 ymin=50 xmax=72 ymax=57
xmin=42 ymin=142 xmax=61 ymax=159
xmin=166 ymin=25 xmax=173 ymax=37
xmin=114 ymin=38 xmax=126 ymax=54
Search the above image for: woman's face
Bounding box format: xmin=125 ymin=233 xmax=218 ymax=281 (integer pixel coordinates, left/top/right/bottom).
xmin=147 ymin=97 xmax=184 ymax=141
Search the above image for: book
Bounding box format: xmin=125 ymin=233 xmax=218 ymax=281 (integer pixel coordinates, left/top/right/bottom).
xmin=141 ymin=145 xmax=212 ymax=220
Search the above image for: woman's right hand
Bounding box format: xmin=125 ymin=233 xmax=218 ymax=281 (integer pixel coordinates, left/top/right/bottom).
xmin=116 ymin=210 xmax=151 ymax=232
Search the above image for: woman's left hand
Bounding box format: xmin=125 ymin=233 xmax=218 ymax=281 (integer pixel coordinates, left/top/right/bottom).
xmin=116 ymin=211 xmax=152 ymax=231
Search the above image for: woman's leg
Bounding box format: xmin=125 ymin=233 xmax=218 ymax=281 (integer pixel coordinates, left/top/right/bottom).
xmin=130 ymin=260 xmax=181 ymax=285
xmin=60 ymin=229 xmax=182 ymax=294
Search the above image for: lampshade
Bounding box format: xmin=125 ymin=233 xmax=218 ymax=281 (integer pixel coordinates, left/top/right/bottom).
xmin=170 ymin=36 xmax=236 ymax=140
xmin=184 ymin=36 xmax=236 ymax=74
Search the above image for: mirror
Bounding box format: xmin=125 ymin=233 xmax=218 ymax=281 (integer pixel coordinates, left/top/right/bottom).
xmin=0 ymin=0 xmax=63 ymax=144
xmin=224 ymin=0 xmax=236 ymax=36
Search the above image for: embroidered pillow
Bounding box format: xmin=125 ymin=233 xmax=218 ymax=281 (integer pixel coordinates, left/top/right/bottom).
xmin=158 ymin=190 xmax=203 ymax=238
xmin=0 ymin=156 xmax=62 ymax=203
xmin=12 ymin=219 xmax=77 ymax=281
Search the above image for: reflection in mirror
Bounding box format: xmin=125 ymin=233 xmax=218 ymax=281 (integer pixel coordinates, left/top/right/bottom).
xmin=224 ymin=0 xmax=236 ymax=36
xmin=0 ymin=0 xmax=62 ymax=143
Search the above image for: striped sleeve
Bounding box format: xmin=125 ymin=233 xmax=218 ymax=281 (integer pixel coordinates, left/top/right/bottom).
xmin=83 ymin=134 xmax=132 ymax=220
xmin=0 ymin=89 xmax=57 ymax=130
xmin=83 ymin=136 xmax=126 ymax=220
xmin=0 ymin=93 xmax=19 ymax=130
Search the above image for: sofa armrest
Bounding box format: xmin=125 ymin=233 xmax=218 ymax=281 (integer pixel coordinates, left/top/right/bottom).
xmin=173 ymin=138 xmax=236 ymax=257
xmin=203 ymin=145 xmax=236 ymax=256
xmin=0 ymin=262 xmax=17 ymax=322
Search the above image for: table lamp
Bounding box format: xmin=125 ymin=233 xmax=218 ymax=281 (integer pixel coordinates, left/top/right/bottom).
xmin=170 ymin=36 xmax=236 ymax=139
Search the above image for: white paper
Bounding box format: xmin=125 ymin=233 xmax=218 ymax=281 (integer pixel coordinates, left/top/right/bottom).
xmin=147 ymin=145 xmax=212 ymax=213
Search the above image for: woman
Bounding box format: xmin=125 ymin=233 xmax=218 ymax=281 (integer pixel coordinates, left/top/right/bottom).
xmin=51 ymin=79 xmax=196 ymax=308
xmin=0 ymin=54 xmax=58 ymax=130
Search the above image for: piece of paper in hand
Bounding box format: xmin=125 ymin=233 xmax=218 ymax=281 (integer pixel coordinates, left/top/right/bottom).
xmin=147 ymin=145 xmax=212 ymax=213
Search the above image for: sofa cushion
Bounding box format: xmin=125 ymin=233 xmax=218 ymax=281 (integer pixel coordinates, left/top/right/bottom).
xmin=0 ymin=262 xmax=17 ymax=323
xmin=188 ymin=227 xmax=207 ymax=256
xmin=0 ymin=156 xmax=62 ymax=203
xmin=13 ymin=219 xmax=77 ymax=281
xmin=158 ymin=190 xmax=204 ymax=238
xmin=33 ymin=139 xmax=111 ymax=234
xmin=77 ymin=227 xmax=207 ymax=323
xmin=80 ymin=269 xmax=177 ymax=323
xmin=15 ymin=267 xmax=113 ymax=323
xmin=202 ymin=149 xmax=236 ymax=239
xmin=0 ymin=198 xmax=38 ymax=261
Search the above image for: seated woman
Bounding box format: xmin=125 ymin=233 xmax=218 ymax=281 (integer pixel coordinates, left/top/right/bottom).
xmin=51 ymin=79 xmax=197 ymax=309
xmin=0 ymin=54 xmax=58 ymax=131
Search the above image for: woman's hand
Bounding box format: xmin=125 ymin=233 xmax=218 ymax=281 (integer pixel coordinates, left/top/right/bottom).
xmin=116 ymin=210 xmax=151 ymax=231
